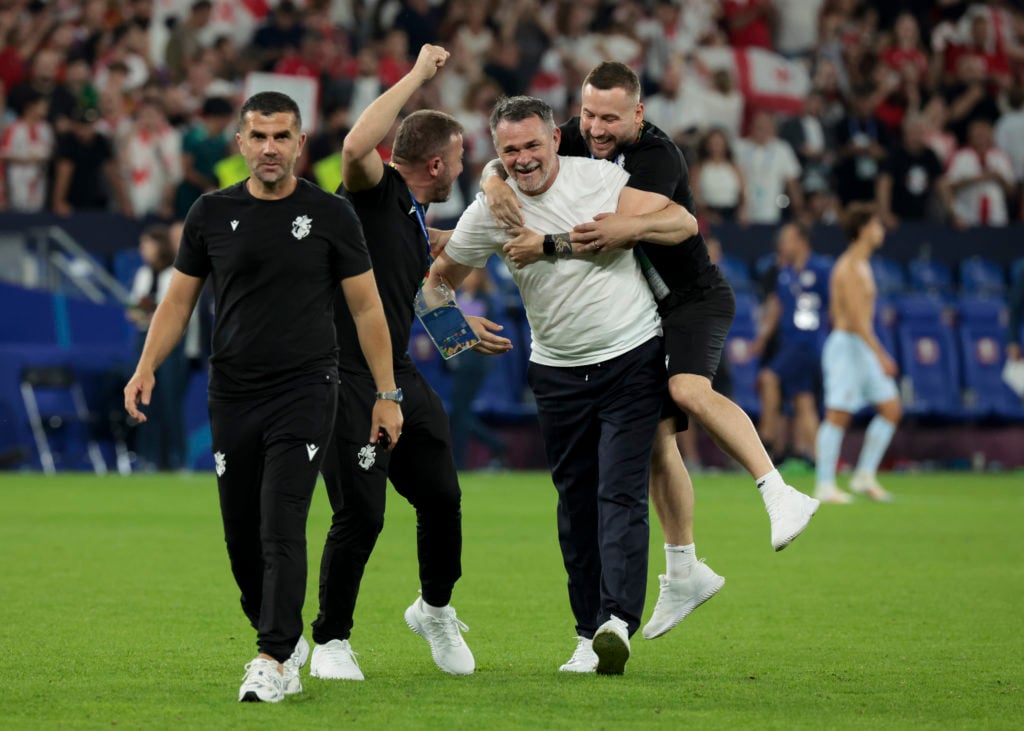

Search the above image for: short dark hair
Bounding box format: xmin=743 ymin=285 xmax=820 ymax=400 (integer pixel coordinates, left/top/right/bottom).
xmin=202 ymin=96 xmax=235 ymax=118
xmin=841 ymin=202 xmax=877 ymax=243
xmin=582 ymin=62 xmax=641 ymax=102
xmin=488 ymin=96 xmax=554 ymax=143
xmin=782 ymin=220 xmax=811 ymax=244
xmin=392 ymin=110 xmax=463 ymax=165
xmin=239 ymin=91 xmax=301 ymax=131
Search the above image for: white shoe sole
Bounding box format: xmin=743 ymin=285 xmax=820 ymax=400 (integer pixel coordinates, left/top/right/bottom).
xmin=774 ymin=496 xmax=821 ymax=551
xmin=592 ymin=630 xmax=629 ymax=675
xmin=642 ymin=574 xmax=726 ymax=640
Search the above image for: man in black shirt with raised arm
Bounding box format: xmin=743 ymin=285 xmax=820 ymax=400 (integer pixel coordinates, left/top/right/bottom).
xmin=124 ymin=91 xmax=402 ymax=704
xmin=483 ymin=62 xmax=819 ymax=642
xmin=309 ymin=44 xmax=487 ymax=682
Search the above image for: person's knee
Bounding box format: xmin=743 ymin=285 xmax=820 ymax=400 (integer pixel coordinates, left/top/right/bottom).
xmin=669 ymin=374 xmax=713 ymax=415
xmin=879 ymin=400 xmax=902 ymax=424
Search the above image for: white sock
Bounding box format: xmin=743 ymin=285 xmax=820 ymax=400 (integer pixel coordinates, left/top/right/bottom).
xmin=421 ymin=599 xmax=447 ymax=618
xmin=755 ymin=468 xmax=785 ymax=495
xmin=855 ymin=415 xmax=897 ymax=477
xmin=815 ymin=421 xmax=845 ymax=487
xmin=665 ymin=543 xmax=697 ymax=579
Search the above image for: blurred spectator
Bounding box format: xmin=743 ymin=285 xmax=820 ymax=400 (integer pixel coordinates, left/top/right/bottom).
xmin=447 ymin=267 xmax=507 ymax=470
xmin=947 ymin=118 xmax=1015 ymax=227
xmin=447 ymin=0 xmax=495 ymax=67
xmin=455 ymin=77 xmax=502 ymax=184
xmin=779 ymin=90 xmax=832 ymax=195
xmin=95 ymin=85 xmax=133 ymax=142
xmin=70 ymin=0 xmax=111 ymax=66
xmin=251 ymin=0 xmax=305 ymax=71
xmin=773 ymin=0 xmax=825 ymax=59
xmin=63 ymin=57 xmax=99 ymax=115
xmin=876 ymin=113 xmax=954 ymax=228
xmin=394 ymin=0 xmax=442 ymax=53
xmin=994 ymin=86 xmax=1024 ymax=186
xmin=921 ymin=96 xmax=958 ymax=166
xmin=735 ymin=109 xmax=803 ymax=224
xmin=378 ymin=29 xmax=414 ymax=87
xmin=1 ymin=89 xmax=53 ymax=212
xmin=482 ymin=41 xmax=525 ymax=97
xmin=7 ymin=49 xmax=78 ymax=134
xmin=94 ymin=21 xmax=153 ymax=94
xmin=174 ymin=96 xmax=233 ymax=218
xmin=346 ymin=47 xmax=385 ymax=123
xmin=642 ymin=61 xmax=703 ymax=146
xmin=52 ymin=106 xmax=128 ymax=216
xmin=211 ymin=34 xmax=245 ymax=84
xmin=722 ymin=0 xmax=775 ymax=50
xmin=944 ymin=52 xmax=1001 ymax=145
xmin=943 ymin=7 xmax=1012 ymax=90
xmin=128 ymin=224 xmax=187 ymax=472
xmin=165 ymin=0 xmax=214 ymax=83
xmin=274 ymin=30 xmax=323 ymax=80
xmin=117 ymin=97 xmax=182 ymax=220
xmin=832 ymin=86 xmax=888 ymax=206
xmin=700 ymin=68 xmax=745 ymax=140
xmin=692 ymin=128 xmax=745 ymax=224
xmin=175 ymin=48 xmax=236 ymax=120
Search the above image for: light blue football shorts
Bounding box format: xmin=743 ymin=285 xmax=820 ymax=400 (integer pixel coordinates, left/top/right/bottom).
xmin=821 ymin=331 xmax=898 ymax=413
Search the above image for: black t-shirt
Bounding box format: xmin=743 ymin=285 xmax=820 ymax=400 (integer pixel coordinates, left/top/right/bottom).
xmin=335 ymin=166 xmax=425 ymax=377
xmin=943 ymin=82 xmax=1001 ymax=144
xmin=55 ymin=131 xmax=113 ymax=209
xmin=558 ymin=117 xmax=716 ymax=293
xmin=175 ymin=178 xmax=371 ymax=399
xmin=883 ymin=145 xmax=944 ymax=220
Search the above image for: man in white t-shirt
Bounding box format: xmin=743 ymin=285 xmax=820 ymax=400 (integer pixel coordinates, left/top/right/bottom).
xmin=429 ymin=96 xmax=694 ymax=676
xmin=735 ymin=109 xmax=804 ymax=224
xmin=947 ymin=119 xmax=1015 ymax=227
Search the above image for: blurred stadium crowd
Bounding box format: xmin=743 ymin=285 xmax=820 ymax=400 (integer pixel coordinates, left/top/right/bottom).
xmin=1 ymin=0 xmax=1024 ymax=228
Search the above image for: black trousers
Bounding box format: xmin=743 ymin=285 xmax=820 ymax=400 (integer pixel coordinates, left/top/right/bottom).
xmin=311 ymin=368 xmax=462 ymax=645
xmin=209 ymin=375 xmax=337 ymax=663
xmin=527 ymin=338 xmax=664 ymax=638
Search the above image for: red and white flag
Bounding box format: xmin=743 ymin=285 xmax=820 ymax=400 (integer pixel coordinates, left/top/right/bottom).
xmin=697 ymin=47 xmax=810 ymax=115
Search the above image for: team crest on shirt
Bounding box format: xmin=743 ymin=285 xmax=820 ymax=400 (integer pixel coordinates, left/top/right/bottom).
xmin=291 ymin=214 xmax=312 ymax=240
xmin=214 ymin=451 xmax=226 ymax=477
xmin=614 ymin=153 xmax=626 ymax=168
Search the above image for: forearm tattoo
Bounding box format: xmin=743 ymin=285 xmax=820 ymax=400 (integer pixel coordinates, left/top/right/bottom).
xmin=543 ymin=233 xmax=573 ymax=258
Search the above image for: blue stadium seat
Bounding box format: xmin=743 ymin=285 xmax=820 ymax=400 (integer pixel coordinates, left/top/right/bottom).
xmin=958 ymin=323 xmax=1024 ymax=420
xmin=725 ymin=291 xmax=760 ymax=418
xmin=871 ymin=256 xmax=907 ymax=295
xmin=959 ymin=256 xmax=1006 ymax=296
xmin=907 ymin=258 xmax=954 ymax=295
xmin=719 ymin=254 xmax=753 ymax=292
xmin=896 ymin=323 xmax=962 ymax=418
xmin=896 ymin=293 xmax=949 ymax=326
xmin=113 ymin=250 xmax=144 ymax=291
xmin=957 ymin=296 xmax=1007 ymax=327
xmin=0 ymin=283 xmax=56 ymax=344
xmin=874 ymin=295 xmax=899 ymax=363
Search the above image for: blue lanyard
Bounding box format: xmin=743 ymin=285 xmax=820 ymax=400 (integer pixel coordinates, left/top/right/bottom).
xmin=408 ymin=193 xmax=434 ymax=267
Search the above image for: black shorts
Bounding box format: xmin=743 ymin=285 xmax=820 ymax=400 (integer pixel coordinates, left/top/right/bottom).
xmin=662 ymin=272 xmax=736 ymax=381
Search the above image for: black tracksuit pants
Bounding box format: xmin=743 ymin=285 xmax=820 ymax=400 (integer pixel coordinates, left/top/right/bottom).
xmin=311 ymin=368 xmax=462 ymax=644
xmin=209 ymin=375 xmax=337 ymax=663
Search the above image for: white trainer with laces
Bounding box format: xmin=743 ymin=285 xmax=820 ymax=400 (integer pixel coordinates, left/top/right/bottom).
xmin=558 ymin=637 xmax=598 ymax=673
xmin=641 ymin=562 xmax=726 ymax=640
xmin=762 ymin=482 xmax=821 ymax=551
xmin=282 ymin=636 xmax=308 ymax=696
xmin=404 ymin=597 xmax=475 ymax=675
xmin=592 ymin=615 xmax=630 ymax=675
xmin=238 ymin=657 xmax=284 ymax=703
xmin=850 ymin=472 xmax=893 ymax=502
xmin=814 ymin=482 xmax=855 ymax=505
xmin=310 ymin=639 xmax=365 ymax=681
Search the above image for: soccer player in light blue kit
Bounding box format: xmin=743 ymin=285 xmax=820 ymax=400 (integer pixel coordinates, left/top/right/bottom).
xmin=815 ymin=202 xmax=902 ymax=503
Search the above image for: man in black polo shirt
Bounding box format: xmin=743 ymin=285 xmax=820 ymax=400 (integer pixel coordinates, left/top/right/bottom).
xmin=124 ymin=91 xmax=402 ymax=703
xmin=483 ymin=62 xmax=820 ymax=641
xmin=308 ymin=44 xmax=478 ymax=681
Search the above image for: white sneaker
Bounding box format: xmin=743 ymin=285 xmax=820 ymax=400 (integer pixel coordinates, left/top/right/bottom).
xmin=282 ymin=636 xmax=309 ymax=695
xmin=762 ymin=482 xmax=820 ymax=551
xmin=558 ymin=637 xmax=597 ymax=673
xmin=641 ymin=562 xmax=726 ymax=640
xmin=592 ymin=616 xmax=630 ymax=675
xmin=404 ymin=597 xmax=475 ymax=675
xmin=310 ymin=639 xmax=365 ymax=681
xmin=814 ymin=483 xmax=855 ymax=505
xmin=238 ymin=657 xmax=284 ymax=703
xmin=850 ymin=472 xmax=893 ymax=502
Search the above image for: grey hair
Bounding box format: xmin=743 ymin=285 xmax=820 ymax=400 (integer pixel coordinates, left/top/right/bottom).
xmin=488 ymin=96 xmax=555 ymax=147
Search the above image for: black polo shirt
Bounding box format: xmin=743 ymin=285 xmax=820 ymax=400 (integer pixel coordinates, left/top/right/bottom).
xmin=175 ymin=178 xmax=371 ymax=399
xmin=558 ymin=117 xmax=717 ymax=293
xmin=335 ymin=165 xmax=425 ymax=377
xmin=883 ymin=145 xmax=944 ymax=221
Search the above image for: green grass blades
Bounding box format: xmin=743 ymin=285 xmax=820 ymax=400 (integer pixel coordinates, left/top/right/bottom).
xmin=2 ymin=472 xmax=1022 ymax=729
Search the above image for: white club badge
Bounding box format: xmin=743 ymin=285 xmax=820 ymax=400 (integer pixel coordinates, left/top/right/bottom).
xmin=291 ymin=214 xmax=312 ymax=240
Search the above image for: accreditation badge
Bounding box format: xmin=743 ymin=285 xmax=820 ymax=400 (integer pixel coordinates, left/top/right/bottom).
xmin=414 ymin=281 xmax=481 ymax=360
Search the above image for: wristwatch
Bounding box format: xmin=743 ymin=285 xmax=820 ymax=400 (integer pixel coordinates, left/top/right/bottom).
xmin=375 ymin=388 xmax=404 ymax=403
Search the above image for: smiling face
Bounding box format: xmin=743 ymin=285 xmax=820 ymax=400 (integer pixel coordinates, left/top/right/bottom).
xmin=580 ymin=84 xmax=643 ymax=160
xmin=237 ymin=110 xmax=305 ymax=191
xmin=495 ymin=115 xmax=561 ymax=195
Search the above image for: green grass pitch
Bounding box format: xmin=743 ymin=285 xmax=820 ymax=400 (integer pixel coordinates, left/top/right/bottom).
xmin=2 ymin=470 xmax=1022 ymax=729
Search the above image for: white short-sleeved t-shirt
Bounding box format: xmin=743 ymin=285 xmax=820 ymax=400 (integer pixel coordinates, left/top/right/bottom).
xmin=946 ymin=146 xmax=1015 ymax=226
xmin=735 ymin=138 xmax=802 ymax=224
xmin=446 ymin=156 xmax=662 ymax=367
